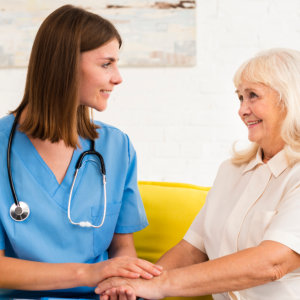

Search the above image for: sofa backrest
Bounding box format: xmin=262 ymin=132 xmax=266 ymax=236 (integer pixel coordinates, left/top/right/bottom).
xmin=134 ymin=181 xmax=212 ymax=300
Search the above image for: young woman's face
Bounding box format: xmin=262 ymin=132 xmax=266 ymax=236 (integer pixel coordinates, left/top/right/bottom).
xmin=237 ymin=79 xmax=286 ymax=154
xmin=79 ymin=39 xmax=122 ymax=111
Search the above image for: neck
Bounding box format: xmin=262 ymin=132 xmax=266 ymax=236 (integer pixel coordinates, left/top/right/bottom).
xmin=262 ymin=152 xmax=273 ymax=163
xmin=261 ymin=136 xmax=285 ymax=163
xmin=262 ymin=146 xmax=284 ymax=163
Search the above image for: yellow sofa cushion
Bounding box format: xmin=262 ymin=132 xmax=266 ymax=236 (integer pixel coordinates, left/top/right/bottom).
xmin=135 ymin=181 xmax=212 ymax=300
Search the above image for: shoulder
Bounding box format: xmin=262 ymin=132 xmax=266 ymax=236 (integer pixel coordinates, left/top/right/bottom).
xmin=282 ymin=162 xmax=300 ymax=191
xmin=210 ymin=158 xmax=245 ymax=189
xmin=0 ymin=115 xmax=13 ymax=156
xmin=95 ymin=120 xmax=130 ymax=143
xmin=0 ymin=114 xmax=14 ymax=137
xmin=0 ymin=115 xmax=13 ymax=144
xmin=217 ymin=158 xmax=243 ymax=176
xmin=95 ymin=120 xmax=126 ymax=136
xmin=94 ymin=120 xmax=135 ymax=154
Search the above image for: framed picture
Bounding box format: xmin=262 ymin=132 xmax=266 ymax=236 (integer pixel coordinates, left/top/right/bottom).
xmin=0 ymin=0 xmax=196 ymax=68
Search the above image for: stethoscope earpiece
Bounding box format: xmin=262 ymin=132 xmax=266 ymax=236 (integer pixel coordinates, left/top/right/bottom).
xmin=10 ymin=202 xmax=30 ymax=221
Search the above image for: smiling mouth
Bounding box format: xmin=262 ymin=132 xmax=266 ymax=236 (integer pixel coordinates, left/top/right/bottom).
xmin=247 ymin=120 xmax=262 ymax=127
xmin=100 ymin=90 xmax=112 ymax=94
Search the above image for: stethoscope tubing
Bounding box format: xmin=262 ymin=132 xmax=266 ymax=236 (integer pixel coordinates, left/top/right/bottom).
xmin=68 ymin=143 xmax=107 ymax=228
xmin=7 ymin=111 xmax=107 ymax=227
xmin=7 ymin=111 xmax=21 ymax=207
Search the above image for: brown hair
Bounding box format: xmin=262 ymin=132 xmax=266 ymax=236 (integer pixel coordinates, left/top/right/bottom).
xmin=13 ymin=5 xmax=122 ymax=147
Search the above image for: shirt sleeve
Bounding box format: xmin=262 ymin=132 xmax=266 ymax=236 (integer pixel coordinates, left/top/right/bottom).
xmin=183 ymin=201 xmax=207 ymax=253
xmin=0 ymin=221 xmax=5 ymax=250
xmin=183 ymin=160 xmax=234 ymax=255
xmin=263 ymin=183 xmax=300 ymax=254
xmin=115 ymin=136 xmax=148 ymax=233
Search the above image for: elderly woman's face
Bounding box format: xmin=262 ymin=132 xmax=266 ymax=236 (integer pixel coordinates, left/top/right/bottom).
xmin=237 ymin=79 xmax=286 ymax=154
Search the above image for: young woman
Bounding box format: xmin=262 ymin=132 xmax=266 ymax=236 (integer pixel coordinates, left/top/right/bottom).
xmin=0 ymin=4 xmax=161 ymax=296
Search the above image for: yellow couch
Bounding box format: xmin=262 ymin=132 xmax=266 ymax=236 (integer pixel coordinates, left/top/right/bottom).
xmin=134 ymin=181 xmax=212 ymax=300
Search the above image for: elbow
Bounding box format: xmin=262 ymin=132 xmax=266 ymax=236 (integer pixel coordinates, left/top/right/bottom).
xmin=269 ymin=264 xmax=286 ymax=281
xmin=248 ymin=263 xmax=286 ymax=285
xmin=256 ymin=241 xmax=297 ymax=283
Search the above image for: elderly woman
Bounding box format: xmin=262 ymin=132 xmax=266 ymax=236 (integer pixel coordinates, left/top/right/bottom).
xmin=97 ymin=48 xmax=300 ymax=300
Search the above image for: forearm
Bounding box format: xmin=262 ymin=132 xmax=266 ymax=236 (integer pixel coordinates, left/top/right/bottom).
xmin=152 ymin=241 xmax=299 ymax=298
xmin=156 ymin=239 xmax=208 ymax=270
xmin=161 ymin=252 xmax=269 ymax=297
xmin=0 ymin=256 xmax=89 ymax=291
xmin=0 ymin=236 xmax=161 ymax=292
xmin=97 ymin=241 xmax=300 ymax=299
xmin=98 ymin=253 xmax=262 ymax=300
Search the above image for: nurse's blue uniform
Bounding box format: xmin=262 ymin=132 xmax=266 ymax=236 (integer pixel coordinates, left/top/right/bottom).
xmin=0 ymin=114 xmax=148 ymax=293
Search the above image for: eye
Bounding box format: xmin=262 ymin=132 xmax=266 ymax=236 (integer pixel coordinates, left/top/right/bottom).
xmin=249 ymin=91 xmax=258 ymax=99
xmin=238 ymin=95 xmax=243 ymax=102
xmin=102 ymin=62 xmax=111 ymax=69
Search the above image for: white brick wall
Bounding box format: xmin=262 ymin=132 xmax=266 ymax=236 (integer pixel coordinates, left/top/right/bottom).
xmin=0 ymin=0 xmax=300 ymax=186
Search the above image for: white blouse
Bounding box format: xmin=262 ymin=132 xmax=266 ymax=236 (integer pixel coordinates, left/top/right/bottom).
xmin=184 ymin=149 xmax=300 ymax=300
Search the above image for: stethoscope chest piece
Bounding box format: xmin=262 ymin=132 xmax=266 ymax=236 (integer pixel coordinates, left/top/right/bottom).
xmin=7 ymin=111 xmax=106 ymax=226
xmin=10 ymin=201 xmax=30 ymax=221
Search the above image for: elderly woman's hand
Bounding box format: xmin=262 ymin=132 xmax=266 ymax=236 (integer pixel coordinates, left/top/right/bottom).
xmin=95 ymin=275 xmax=165 ymax=300
xmin=99 ymin=284 xmax=136 ymax=300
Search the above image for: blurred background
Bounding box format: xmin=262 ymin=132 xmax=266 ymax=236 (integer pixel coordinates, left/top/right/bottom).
xmin=0 ymin=0 xmax=299 ymax=186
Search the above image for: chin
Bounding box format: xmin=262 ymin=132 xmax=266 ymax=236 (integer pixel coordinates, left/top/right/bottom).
xmin=248 ymin=134 xmax=260 ymax=143
xmin=96 ymin=106 xmax=108 ymax=112
xmin=91 ymin=103 xmax=108 ymax=112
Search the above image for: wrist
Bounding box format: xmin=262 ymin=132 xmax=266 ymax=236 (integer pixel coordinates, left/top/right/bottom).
xmin=133 ymin=271 xmax=169 ymax=299
xmin=75 ymin=263 xmax=92 ymax=287
xmin=79 ymin=260 xmax=111 ymax=287
xmin=158 ymin=270 xmax=171 ymax=298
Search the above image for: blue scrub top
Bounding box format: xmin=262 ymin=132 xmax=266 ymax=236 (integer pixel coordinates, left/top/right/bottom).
xmin=0 ymin=114 xmax=148 ymax=293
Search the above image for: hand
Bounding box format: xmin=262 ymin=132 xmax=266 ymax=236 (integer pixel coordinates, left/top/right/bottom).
xmin=85 ymin=256 xmax=163 ymax=287
xmin=95 ymin=276 xmax=164 ymax=300
xmin=100 ymin=285 xmax=136 ymax=300
xmin=103 ymin=256 xmax=163 ymax=280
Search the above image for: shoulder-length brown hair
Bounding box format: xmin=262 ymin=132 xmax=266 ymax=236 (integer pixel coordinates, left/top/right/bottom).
xmin=13 ymin=5 xmax=122 ymax=147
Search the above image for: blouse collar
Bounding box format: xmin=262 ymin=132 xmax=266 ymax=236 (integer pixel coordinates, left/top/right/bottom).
xmin=243 ymin=148 xmax=289 ymax=178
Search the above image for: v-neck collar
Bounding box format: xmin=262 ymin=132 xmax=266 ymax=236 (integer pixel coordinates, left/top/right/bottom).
xmin=12 ymin=119 xmax=89 ymax=198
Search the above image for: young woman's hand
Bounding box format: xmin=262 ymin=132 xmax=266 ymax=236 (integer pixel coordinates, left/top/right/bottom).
xmin=83 ymin=256 xmax=163 ymax=287
xmin=105 ymin=256 xmax=162 ymax=279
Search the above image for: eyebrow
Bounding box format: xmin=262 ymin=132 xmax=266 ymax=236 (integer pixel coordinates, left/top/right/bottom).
xmin=235 ymin=88 xmax=259 ymax=94
xmin=97 ymin=57 xmax=119 ymax=62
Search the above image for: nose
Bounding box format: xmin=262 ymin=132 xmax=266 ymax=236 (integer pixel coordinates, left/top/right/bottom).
xmin=111 ymin=67 xmax=123 ymax=85
xmin=238 ymin=99 xmax=251 ymax=118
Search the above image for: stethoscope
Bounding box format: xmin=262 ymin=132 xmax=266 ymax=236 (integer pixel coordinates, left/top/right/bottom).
xmin=8 ymin=110 xmax=107 ymax=228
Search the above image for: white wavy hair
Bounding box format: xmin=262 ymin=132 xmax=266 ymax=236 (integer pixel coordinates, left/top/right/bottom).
xmin=232 ymin=48 xmax=300 ymax=166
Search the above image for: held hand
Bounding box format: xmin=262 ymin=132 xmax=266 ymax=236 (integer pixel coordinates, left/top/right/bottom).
xmin=95 ymin=276 xmax=164 ymax=300
xmin=100 ymin=286 xmax=136 ymax=300
xmin=95 ymin=277 xmax=136 ymax=299
xmin=86 ymin=256 xmax=163 ymax=286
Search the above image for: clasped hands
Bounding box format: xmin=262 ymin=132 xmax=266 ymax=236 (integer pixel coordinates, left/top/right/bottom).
xmin=92 ymin=256 xmax=164 ymax=300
